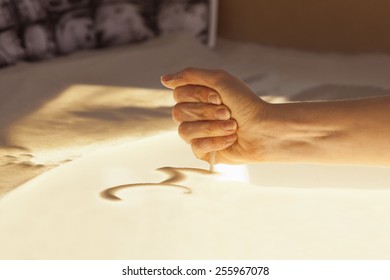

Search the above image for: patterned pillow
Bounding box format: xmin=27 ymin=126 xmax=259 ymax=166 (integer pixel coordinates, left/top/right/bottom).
xmin=13 ymin=0 xmax=95 ymax=60
xmin=94 ymin=0 xmax=156 ymax=48
xmin=42 ymin=0 xmax=96 ymax=54
xmin=0 ymin=0 xmax=25 ymax=67
xmin=2 ymin=0 xmax=215 ymax=67
xmin=13 ymin=0 xmax=56 ymax=60
xmin=156 ymin=0 xmax=210 ymax=43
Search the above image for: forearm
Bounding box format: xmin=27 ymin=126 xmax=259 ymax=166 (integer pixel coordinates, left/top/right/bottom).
xmin=162 ymin=68 xmax=390 ymax=166
xmin=262 ymin=96 xmax=390 ymax=165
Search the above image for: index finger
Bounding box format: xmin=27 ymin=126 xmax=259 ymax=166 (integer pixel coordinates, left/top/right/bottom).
xmin=173 ymin=85 xmax=222 ymax=105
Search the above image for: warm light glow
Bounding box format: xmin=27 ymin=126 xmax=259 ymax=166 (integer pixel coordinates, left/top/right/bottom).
xmin=6 ymin=84 xmax=176 ymax=165
xmin=214 ymin=164 xmax=250 ymax=183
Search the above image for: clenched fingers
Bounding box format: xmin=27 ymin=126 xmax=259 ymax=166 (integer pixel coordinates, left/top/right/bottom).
xmin=191 ymin=134 xmax=238 ymax=160
xmin=178 ymin=119 xmax=237 ymax=143
xmin=172 ymin=103 xmax=230 ymax=123
xmin=173 ymin=85 xmax=222 ymax=105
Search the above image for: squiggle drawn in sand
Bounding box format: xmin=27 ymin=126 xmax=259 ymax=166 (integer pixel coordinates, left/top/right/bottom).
xmin=100 ymin=167 xmax=211 ymax=201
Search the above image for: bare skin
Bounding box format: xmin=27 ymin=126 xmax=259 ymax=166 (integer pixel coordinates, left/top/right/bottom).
xmin=161 ymin=67 xmax=390 ymax=166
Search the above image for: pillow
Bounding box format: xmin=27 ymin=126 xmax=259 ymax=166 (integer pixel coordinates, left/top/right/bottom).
xmin=3 ymin=0 xmax=215 ymax=66
xmin=94 ymin=0 xmax=156 ymax=47
xmin=0 ymin=0 xmax=25 ymax=67
xmin=13 ymin=0 xmax=56 ymax=60
xmin=13 ymin=0 xmax=95 ymax=60
xmin=51 ymin=8 xmax=95 ymax=54
xmin=156 ymin=0 xmax=210 ymax=43
xmin=42 ymin=0 xmax=96 ymax=54
xmin=42 ymin=0 xmax=91 ymax=13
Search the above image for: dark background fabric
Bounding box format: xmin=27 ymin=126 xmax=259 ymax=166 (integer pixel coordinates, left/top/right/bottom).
xmin=0 ymin=0 xmax=25 ymax=67
xmin=1 ymin=0 xmax=211 ymax=67
xmin=93 ymin=0 xmax=157 ymax=48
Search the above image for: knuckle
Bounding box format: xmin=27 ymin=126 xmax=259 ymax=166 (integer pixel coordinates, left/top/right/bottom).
xmin=194 ymin=153 xmax=203 ymax=160
xmin=195 ymin=85 xmax=204 ymax=94
xmin=193 ymin=151 xmax=203 ymax=160
xmin=206 ymin=122 xmax=215 ymax=134
xmin=191 ymin=141 xmax=204 ymax=159
xmin=201 ymin=107 xmax=211 ymax=120
xmin=171 ymin=105 xmax=183 ymax=122
xmin=204 ymin=88 xmax=216 ymax=102
xmin=211 ymin=69 xmax=229 ymax=88
xmin=172 ymin=89 xmax=180 ymax=102
xmin=210 ymin=137 xmax=220 ymax=148
xmin=191 ymin=85 xmax=203 ymax=101
xmin=213 ymin=69 xmax=228 ymax=80
xmin=181 ymin=67 xmax=195 ymax=79
xmin=177 ymin=123 xmax=188 ymax=139
xmin=174 ymin=85 xmax=196 ymax=102
xmin=184 ymin=67 xmax=196 ymax=73
xmin=174 ymin=70 xmax=184 ymax=80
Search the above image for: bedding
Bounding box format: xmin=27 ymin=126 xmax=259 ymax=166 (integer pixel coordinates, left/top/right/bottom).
xmin=0 ymin=33 xmax=390 ymax=259
xmin=94 ymin=0 xmax=156 ymax=47
xmin=0 ymin=0 xmax=25 ymax=66
xmin=13 ymin=0 xmax=56 ymax=60
xmin=0 ymin=0 xmax=215 ymax=66
xmin=157 ymin=0 xmax=211 ymax=43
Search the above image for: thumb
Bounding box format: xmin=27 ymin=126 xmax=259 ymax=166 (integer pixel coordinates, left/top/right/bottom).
xmin=161 ymin=67 xmax=225 ymax=90
xmin=161 ymin=68 xmax=260 ymax=107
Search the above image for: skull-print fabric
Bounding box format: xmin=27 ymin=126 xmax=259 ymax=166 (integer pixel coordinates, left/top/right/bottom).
xmin=0 ymin=0 xmax=214 ymax=67
xmin=0 ymin=0 xmax=25 ymax=67
xmin=93 ymin=0 xmax=156 ymax=47
xmin=13 ymin=0 xmax=95 ymax=59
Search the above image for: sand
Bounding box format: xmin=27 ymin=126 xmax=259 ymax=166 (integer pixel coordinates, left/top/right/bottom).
xmin=1 ymin=33 xmax=390 ymax=259
xmin=2 ymin=33 xmax=390 ymax=195
xmin=1 ymin=132 xmax=390 ymax=259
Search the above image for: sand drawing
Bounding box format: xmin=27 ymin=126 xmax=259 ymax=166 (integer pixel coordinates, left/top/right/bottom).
xmin=100 ymin=166 xmax=212 ymax=201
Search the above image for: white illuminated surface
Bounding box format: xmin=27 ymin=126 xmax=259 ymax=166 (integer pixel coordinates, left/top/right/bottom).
xmin=0 ymin=132 xmax=390 ymax=259
xmin=214 ymin=164 xmax=250 ymax=183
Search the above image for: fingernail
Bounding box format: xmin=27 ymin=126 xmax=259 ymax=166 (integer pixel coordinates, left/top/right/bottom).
xmin=223 ymin=120 xmax=237 ymax=131
xmin=208 ymin=93 xmax=221 ymax=105
xmin=161 ymin=74 xmax=173 ymax=82
xmin=225 ymin=134 xmax=237 ymax=142
xmin=215 ymin=108 xmax=230 ymax=120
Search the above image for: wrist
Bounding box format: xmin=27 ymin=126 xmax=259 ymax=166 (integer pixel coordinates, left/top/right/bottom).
xmin=257 ymin=101 xmax=342 ymax=163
